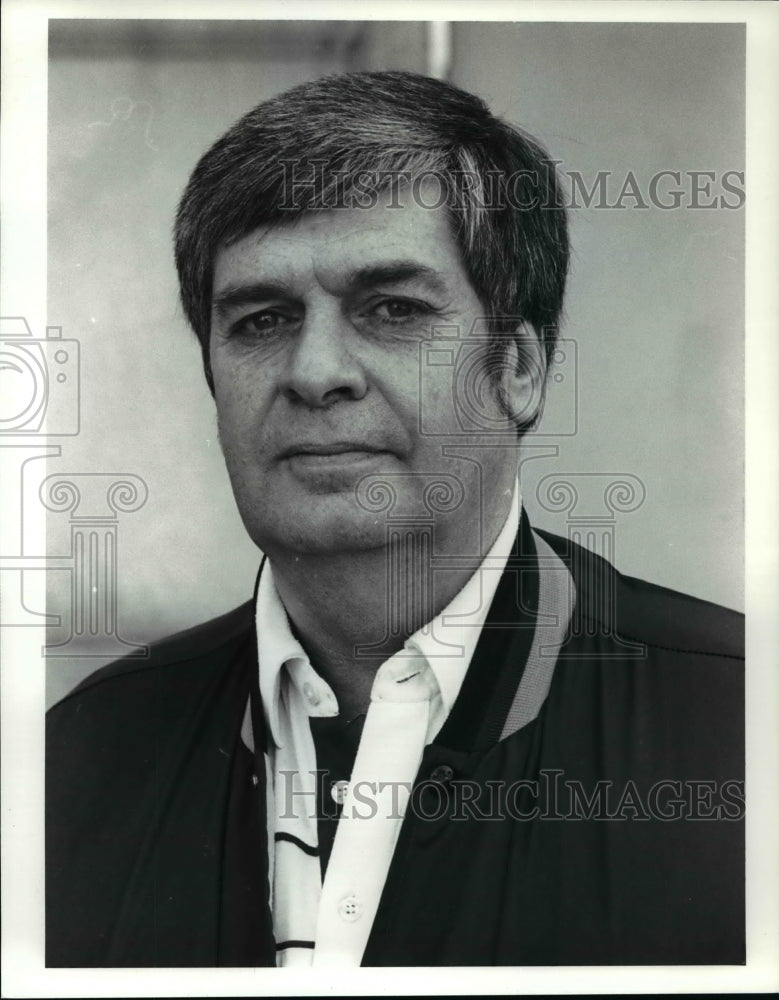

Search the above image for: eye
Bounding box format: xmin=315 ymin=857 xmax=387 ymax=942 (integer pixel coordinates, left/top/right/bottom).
xmin=367 ymin=297 xmax=432 ymax=325
xmin=231 ymin=309 xmax=298 ymax=338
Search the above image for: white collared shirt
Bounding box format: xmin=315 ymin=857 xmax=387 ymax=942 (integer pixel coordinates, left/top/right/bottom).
xmin=253 ymin=484 xmax=521 ymax=967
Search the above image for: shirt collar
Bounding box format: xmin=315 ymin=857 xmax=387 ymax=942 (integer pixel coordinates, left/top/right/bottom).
xmin=255 ymin=481 xmax=522 ymax=749
xmin=255 ymin=566 xmax=310 ymax=748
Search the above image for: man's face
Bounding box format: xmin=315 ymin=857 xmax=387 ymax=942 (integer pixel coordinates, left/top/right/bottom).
xmin=209 ymin=185 xmax=522 ymax=560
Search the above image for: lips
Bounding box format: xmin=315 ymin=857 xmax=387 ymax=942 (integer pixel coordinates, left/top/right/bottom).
xmin=278 ymin=442 xmax=390 ymax=459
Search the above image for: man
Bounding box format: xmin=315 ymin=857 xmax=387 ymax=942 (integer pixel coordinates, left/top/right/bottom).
xmin=46 ymin=71 xmax=744 ymax=967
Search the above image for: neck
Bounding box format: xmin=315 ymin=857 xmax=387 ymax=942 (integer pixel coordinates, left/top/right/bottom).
xmin=268 ymin=495 xmax=515 ymax=717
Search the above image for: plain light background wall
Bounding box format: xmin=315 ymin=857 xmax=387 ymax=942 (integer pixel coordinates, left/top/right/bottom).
xmin=44 ymin=20 xmax=744 ymax=705
xmin=457 ymin=22 xmax=744 ymax=616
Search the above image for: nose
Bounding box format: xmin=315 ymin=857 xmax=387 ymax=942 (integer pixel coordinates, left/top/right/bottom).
xmin=280 ymin=307 xmax=367 ymax=408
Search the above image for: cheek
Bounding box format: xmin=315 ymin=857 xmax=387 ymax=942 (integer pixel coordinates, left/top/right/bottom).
xmin=213 ymin=384 xmax=246 ymax=450
xmin=413 ymin=361 xmax=463 ymax=441
xmin=213 ymin=388 xmax=268 ymax=485
xmin=212 ymin=357 xmax=275 ymax=438
xmin=373 ymin=343 xmax=437 ymax=422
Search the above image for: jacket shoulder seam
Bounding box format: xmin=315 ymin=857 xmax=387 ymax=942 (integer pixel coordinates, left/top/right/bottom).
xmin=533 ymin=529 xmax=744 ymax=660
xmin=49 ymin=605 xmax=255 ymax=710
xmin=596 ymin=624 xmax=745 ymax=661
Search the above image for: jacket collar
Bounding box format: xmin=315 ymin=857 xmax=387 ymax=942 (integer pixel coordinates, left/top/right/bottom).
xmin=434 ymin=506 xmax=542 ymax=751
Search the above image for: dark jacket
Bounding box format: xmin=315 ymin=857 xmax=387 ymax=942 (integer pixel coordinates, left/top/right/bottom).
xmin=46 ymin=518 xmax=744 ymax=966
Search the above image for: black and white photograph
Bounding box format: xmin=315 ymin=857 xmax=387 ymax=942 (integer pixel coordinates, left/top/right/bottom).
xmin=1 ymin=0 xmax=777 ymax=995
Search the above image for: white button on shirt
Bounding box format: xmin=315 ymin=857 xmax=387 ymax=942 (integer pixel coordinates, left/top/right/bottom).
xmin=254 ymin=483 xmax=521 ymax=967
xmin=338 ymin=895 xmax=363 ymax=922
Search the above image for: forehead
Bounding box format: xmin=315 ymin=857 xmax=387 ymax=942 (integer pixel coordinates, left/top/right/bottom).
xmin=212 ymin=184 xmax=467 ymax=293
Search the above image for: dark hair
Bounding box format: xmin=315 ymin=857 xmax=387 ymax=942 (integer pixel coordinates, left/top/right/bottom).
xmin=174 ymin=70 xmax=569 ymax=431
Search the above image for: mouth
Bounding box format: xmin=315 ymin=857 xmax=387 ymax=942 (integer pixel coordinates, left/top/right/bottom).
xmin=279 ymin=442 xmax=391 ymax=460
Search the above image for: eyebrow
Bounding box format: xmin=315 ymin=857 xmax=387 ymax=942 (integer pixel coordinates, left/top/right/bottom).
xmin=211 ymin=260 xmax=451 ymax=321
xmin=349 ymin=261 xmax=450 ymax=297
xmin=212 ymin=281 xmax=294 ymax=321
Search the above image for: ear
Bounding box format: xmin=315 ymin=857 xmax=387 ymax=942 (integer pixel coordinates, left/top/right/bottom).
xmin=501 ymin=324 xmax=547 ymax=430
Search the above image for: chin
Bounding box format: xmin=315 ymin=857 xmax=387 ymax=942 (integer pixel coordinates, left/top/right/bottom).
xmin=243 ymin=498 xmax=392 ymax=557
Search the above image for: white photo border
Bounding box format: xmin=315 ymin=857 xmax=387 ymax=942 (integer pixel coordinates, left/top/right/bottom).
xmin=1 ymin=0 xmax=776 ymax=995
